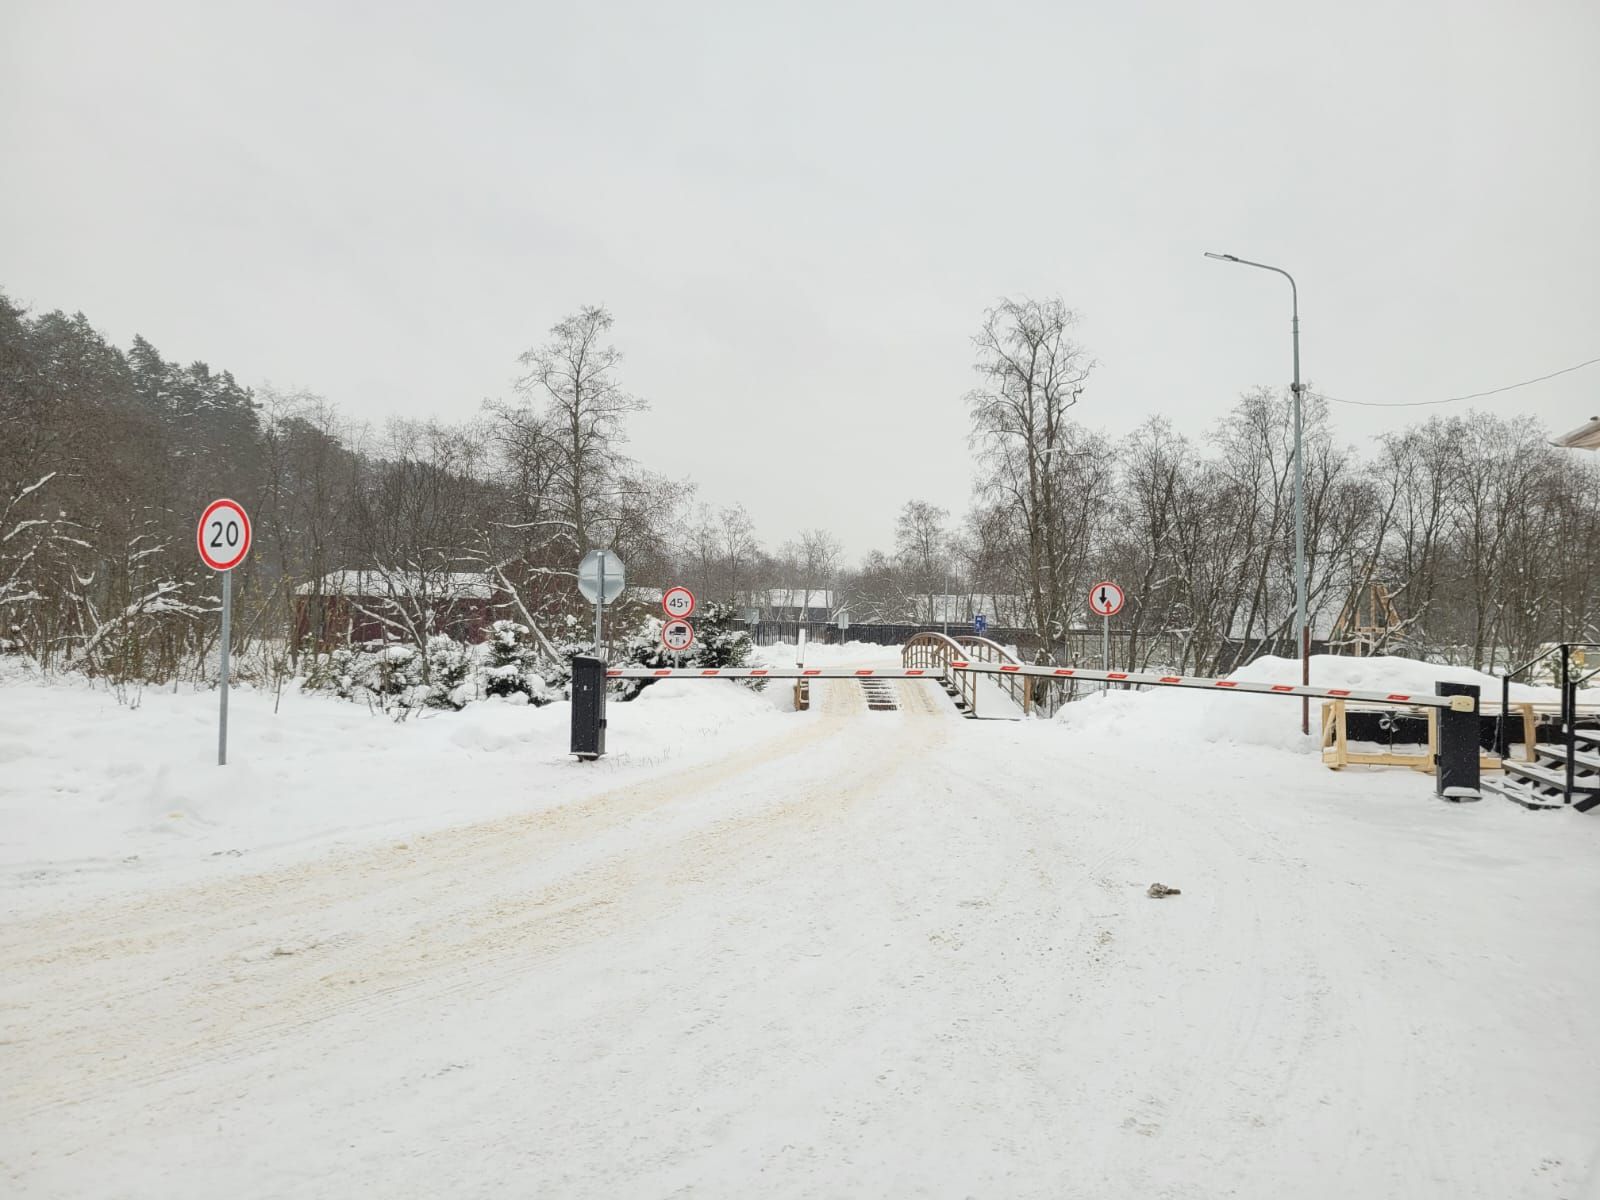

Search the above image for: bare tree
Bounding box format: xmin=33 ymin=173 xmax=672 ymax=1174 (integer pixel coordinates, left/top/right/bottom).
xmin=515 ymin=306 xmax=646 ymax=555
xmin=966 ymin=297 xmax=1095 ymax=642
xmin=894 ymin=500 xmax=949 ymax=623
xmin=799 ymin=528 xmax=843 ymax=617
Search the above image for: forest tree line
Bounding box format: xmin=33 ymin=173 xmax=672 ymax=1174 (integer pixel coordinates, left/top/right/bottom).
xmin=2 ymin=289 xmax=1595 ymax=685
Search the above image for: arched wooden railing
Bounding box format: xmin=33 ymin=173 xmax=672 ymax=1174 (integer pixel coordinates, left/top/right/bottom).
xmin=902 ymin=631 xmax=1033 ymax=717
xmin=954 ymin=635 xmax=1035 ymax=715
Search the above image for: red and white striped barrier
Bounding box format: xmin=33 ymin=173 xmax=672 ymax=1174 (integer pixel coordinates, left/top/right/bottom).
xmin=950 ymin=661 xmax=1475 ymax=711
xmin=603 ymin=666 xmax=942 ymax=679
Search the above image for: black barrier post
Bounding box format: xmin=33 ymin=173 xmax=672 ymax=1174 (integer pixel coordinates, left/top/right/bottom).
xmin=1497 ymin=670 xmax=1511 ymax=759
xmin=1435 ymin=681 xmax=1481 ymax=802
xmin=1562 ymin=646 xmax=1576 ymax=804
xmin=570 ymin=655 xmax=606 ymax=761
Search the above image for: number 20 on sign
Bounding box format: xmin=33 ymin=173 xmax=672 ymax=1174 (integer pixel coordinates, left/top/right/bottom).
xmin=197 ymin=499 xmax=252 ymax=765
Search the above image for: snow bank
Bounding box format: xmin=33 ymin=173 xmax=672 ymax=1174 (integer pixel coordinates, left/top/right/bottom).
xmin=1054 ymin=652 xmax=1582 ymax=754
xmin=1232 ymin=653 xmax=1577 ymax=705
xmin=0 ymin=672 xmax=786 ymax=891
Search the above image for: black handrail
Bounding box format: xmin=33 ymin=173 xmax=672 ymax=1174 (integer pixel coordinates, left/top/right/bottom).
xmin=1497 ymin=643 xmax=1600 ymax=804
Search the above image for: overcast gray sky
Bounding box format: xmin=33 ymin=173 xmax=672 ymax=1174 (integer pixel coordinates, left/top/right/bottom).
xmin=4 ymin=0 xmax=1597 ymax=558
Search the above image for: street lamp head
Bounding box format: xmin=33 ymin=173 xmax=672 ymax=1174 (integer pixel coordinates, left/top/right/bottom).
xmin=1203 ymin=251 xmax=1240 ymax=262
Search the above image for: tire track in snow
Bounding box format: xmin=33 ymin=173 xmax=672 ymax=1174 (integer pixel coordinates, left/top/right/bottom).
xmin=2 ymin=690 xmax=954 ymax=1122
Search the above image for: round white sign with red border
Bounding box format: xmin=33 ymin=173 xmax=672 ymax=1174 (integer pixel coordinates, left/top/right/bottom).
xmin=661 ymin=619 xmax=695 ymax=652
xmin=662 ymin=585 xmax=696 ymax=620
xmin=1088 ymin=580 xmax=1125 ymax=617
xmin=197 ymin=498 xmax=252 ymax=571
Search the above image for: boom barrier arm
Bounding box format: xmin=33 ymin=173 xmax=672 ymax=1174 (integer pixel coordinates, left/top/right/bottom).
xmin=950 ymin=660 xmax=1476 ymax=712
xmin=604 ymin=666 xmax=943 ymax=679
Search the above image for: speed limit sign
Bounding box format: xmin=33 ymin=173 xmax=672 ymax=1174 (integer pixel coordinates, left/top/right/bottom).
xmin=662 ymin=619 xmax=695 ymax=652
xmin=197 ymin=498 xmax=251 ymax=572
xmin=197 ymin=498 xmax=252 ymax=769
xmin=662 ymin=585 xmax=696 ymax=620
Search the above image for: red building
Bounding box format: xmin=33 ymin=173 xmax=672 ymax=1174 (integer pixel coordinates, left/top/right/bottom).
xmin=294 ymin=570 xmax=503 ymax=648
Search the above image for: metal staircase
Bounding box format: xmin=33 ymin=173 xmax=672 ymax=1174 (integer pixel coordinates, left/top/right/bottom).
xmin=1484 ymin=729 xmax=1600 ymax=811
xmin=1483 ymin=643 xmax=1600 ymax=811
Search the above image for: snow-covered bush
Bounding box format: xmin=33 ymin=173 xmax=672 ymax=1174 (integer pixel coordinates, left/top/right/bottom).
xmin=482 ymin=620 xmax=559 ymax=705
xmin=374 ymin=643 xmax=423 ymax=697
xmin=295 ymin=606 xmax=760 ymax=717
xmin=423 ymin=635 xmax=473 ymax=709
xmin=303 ymin=645 xmax=359 ymax=698
xmin=303 ymin=639 xmax=432 ymax=710
xmin=483 ymin=620 xmax=533 ymax=696
xmin=611 ymin=600 xmax=755 ymax=700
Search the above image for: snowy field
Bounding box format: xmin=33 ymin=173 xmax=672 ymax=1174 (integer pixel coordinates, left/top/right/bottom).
xmin=3 ymin=649 xmax=1599 ymax=1199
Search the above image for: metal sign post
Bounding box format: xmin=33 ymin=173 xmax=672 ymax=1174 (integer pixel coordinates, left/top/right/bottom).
xmin=578 ymin=549 xmax=627 ymax=661
xmin=574 ymin=550 xmax=626 ymax=762
xmin=219 ymin=569 xmax=232 ymax=763
xmin=197 ymin=498 xmax=252 ymax=766
xmin=662 ymin=586 xmax=696 ymax=672
xmin=1087 ymin=581 xmax=1125 ymax=689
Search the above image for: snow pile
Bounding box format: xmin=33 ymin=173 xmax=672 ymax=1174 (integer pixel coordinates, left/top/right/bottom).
xmin=1232 ymin=653 xmax=1578 ymax=706
xmin=1053 ymin=652 xmax=1575 ymax=753
xmin=0 ymin=672 xmax=786 ymax=883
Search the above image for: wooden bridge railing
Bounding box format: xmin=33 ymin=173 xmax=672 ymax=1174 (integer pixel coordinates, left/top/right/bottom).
xmin=902 ymin=631 xmax=1033 ymax=717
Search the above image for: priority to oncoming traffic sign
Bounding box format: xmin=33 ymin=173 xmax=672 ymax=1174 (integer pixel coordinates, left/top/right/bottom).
xmin=1088 ymin=581 xmax=1125 ymax=618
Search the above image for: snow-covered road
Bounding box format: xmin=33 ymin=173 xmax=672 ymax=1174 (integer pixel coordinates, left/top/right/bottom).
xmin=3 ymin=665 xmax=1598 ymax=1198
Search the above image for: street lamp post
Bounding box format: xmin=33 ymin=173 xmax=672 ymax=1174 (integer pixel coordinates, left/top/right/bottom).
xmin=1204 ymin=251 xmax=1309 ymax=734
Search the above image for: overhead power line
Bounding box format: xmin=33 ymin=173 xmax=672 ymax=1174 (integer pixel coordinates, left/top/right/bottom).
xmin=1315 ymin=355 xmax=1600 ymax=409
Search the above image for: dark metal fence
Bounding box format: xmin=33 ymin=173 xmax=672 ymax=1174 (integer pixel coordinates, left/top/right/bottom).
xmin=738 ymin=621 xmax=1049 ymax=653
xmin=736 ymin=620 xmax=1319 ymax=673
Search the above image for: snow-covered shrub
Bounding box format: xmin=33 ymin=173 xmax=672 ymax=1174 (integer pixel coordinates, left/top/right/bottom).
xmin=482 ymin=619 xmax=556 ymax=705
xmin=302 ymin=645 xmax=363 ymax=698
xmin=610 ymin=600 xmax=755 ymax=700
xmin=484 ymin=620 xmax=532 ymax=694
xmin=423 ymin=634 xmax=473 ymax=709
xmin=302 ymin=640 xmax=426 ymax=708
xmin=374 ymin=643 xmax=422 ymax=697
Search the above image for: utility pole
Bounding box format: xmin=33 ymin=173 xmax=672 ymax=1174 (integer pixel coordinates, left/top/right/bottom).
xmin=1205 ymin=251 xmax=1310 ymax=734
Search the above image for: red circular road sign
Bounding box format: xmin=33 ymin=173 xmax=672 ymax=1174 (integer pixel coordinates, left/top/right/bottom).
xmin=662 ymin=585 xmax=696 ymax=620
xmin=661 ymin=619 xmax=695 ymax=652
xmin=1088 ymin=580 xmax=1125 ymax=617
xmin=197 ymin=498 xmax=252 ymax=571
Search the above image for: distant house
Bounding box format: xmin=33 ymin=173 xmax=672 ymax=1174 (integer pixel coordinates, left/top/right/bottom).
xmin=763 ymin=589 xmax=837 ymax=622
xmin=294 ymin=570 xmax=503 ymax=647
